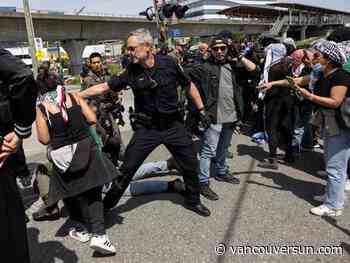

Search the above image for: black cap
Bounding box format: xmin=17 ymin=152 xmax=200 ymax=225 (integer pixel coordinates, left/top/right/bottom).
xmin=217 ymin=30 xmax=233 ymax=40
xmin=210 ymin=36 xmax=227 ymax=47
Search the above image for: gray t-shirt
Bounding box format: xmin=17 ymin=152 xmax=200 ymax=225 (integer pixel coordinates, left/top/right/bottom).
xmin=217 ymin=64 xmax=237 ymax=123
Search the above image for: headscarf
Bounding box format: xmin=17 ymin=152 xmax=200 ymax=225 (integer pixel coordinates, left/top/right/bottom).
xmin=262 ymin=43 xmax=287 ymax=83
xmin=310 ymin=38 xmax=327 ymax=51
xmin=315 ymin=40 xmax=347 ymax=65
xmin=283 ymin=38 xmax=296 ymax=49
xmin=38 ymin=85 xmax=69 ymax=125
xmin=290 ymin=49 xmax=305 ymax=71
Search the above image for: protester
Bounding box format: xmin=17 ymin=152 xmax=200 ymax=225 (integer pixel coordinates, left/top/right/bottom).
xmin=188 ymin=35 xmax=258 ymax=200
xmin=36 ymin=84 xmax=118 ymax=254
xmin=258 ymin=38 xmax=297 ymax=169
xmin=296 ymin=41 xmax=350 ymax=216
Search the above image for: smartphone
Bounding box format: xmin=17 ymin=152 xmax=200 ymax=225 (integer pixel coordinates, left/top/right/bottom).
xmin=286 ymin=77 xmax=304 ymax=101
xmin=286 ymin=76 xmax=298 ymax=90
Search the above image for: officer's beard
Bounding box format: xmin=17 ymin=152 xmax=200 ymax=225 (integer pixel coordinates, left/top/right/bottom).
xmin=140 ymin=51 xmax=155 ymax=68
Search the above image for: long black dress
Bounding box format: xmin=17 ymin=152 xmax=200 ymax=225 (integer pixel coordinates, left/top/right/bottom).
xmin=38 ymin=96 xmax=119 ymax=207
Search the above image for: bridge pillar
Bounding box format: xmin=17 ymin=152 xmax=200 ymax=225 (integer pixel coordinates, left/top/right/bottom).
xmin=300 ymin=26 xmax=308 ymax=40
xmin=61 ymin=39 xmax=88 ymax=75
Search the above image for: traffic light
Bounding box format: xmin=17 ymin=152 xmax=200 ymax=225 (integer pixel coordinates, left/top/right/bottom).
xmin=174 ymin=5 xmax=189 ymax=19
xmin=140 ymin=3 xmax=189 ymax=21
xmin=161 ymin=4 xmax=189 ymax=19
xmin=162 ymin=4 xmax=176 ymax=18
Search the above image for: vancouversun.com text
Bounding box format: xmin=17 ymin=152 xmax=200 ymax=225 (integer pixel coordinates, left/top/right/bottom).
xmin=214 ymin=243 xmax=343 ymax=256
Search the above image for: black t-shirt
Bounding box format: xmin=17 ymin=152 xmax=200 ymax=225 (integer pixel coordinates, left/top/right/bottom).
xmin=266 ymin=57 xmax=293 ymax=100
xmin=316 ymin=69 xmax=350 ymax=103
xmin=108 ymin=55 xmax=190 ymax=116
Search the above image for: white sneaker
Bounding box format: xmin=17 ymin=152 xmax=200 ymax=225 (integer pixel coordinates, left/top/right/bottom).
xmin=345 ymin=179 xmax=350 ymax=192
xmin=310 ymin=205 xmax=342 ymax=217
xmin=69 ymin=227 xmax=91 ymax=243
xmin=90 ymin=235 xmax=116 ymax=255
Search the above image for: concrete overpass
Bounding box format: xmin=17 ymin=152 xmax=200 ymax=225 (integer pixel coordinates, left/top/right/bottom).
xmin=0 ymin=11 xmax=276 ymax=42
xmin=0 ymin=11 xmax=274 ymax=73
xmin=0 ymin=11 xmax=343 ymax=73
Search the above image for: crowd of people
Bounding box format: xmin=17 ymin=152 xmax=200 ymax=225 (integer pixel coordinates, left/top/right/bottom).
xmin=1 ymin=26 xmax=350 ymax=260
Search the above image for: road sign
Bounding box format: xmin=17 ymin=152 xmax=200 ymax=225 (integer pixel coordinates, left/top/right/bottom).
xmin=170 ymin=28 xmax=181 ymax=37
xmin=34 ymin=37 xmax=43 ymax=50
xmin=35 ymin=49 xmax=45 ymax=61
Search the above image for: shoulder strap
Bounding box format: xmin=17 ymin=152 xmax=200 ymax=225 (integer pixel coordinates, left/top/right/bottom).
xmin=38 ymin=104 xmax=46 ymax=115
xmin=38 ymin=103 xmax=52 ymax=126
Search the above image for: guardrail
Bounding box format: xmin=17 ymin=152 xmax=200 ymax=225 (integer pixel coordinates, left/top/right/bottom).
xmin=11 ymin=8 xmax=143 ymax=18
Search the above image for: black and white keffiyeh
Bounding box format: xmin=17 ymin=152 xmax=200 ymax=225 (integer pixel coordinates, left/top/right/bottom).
xmin=315 ymin=40 xmax=347 ymax=65
xmin=37 ymin=85 xmax=69 ymax=125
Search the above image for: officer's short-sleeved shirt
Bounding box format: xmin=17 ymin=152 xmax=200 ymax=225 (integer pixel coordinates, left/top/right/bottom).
xmin=108 ymin=55 xmax=191 ymax=115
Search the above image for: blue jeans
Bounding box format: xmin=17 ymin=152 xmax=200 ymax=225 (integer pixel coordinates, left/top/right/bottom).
xmin=198 ymin=124 xmax=222 ymax=184
xmin=323 ymin=129 xmax=350 ymax=209
xmin=215 ymin=123 xmax=235 ymax=176
xmin=293 ymin=110 xmax=313 ymax=150
xmin=124 ymin=161 xmax=170 ymax=196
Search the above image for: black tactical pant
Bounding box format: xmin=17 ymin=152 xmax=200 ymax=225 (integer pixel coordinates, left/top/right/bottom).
xmin=104 ymin=121 xmax=200 ymax=210
xmin=265 ymin=95 xmax=297 ymax=159
xmin=0 ymin=166 xmax=30 ymax=263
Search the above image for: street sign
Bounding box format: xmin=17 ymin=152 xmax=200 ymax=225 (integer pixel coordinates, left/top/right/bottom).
xmin=170 ymin=28 xmax=181 ymax=37
xmin=34 ymin=37 xmax=43 ymax=50
xmin=35 ymin=49 xmax=45 ymax=61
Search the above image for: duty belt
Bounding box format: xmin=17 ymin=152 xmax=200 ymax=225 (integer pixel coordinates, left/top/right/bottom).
xmin=130 ymin=112 xmax=182 ymax=131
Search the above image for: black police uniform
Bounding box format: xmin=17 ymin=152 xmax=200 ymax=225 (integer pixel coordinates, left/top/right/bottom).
xmin=103 ymin=55 xmax=201 ymax=208
xmin=0 ymin=48 xmax=37 ymax=262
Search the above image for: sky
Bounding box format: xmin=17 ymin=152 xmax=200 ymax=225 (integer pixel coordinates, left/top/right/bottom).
xmin=1 ymin=0 xmax=350 ymax=15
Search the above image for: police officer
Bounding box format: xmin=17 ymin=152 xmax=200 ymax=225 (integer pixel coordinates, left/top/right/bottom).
xmin=80 ymin=28 xmax=211 ymax=217
xmin=0 ymin=48 xmax=37 ymax=262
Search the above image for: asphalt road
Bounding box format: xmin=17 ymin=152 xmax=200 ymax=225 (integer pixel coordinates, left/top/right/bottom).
xmin=20 ymin=87 xmax=350 ymax=263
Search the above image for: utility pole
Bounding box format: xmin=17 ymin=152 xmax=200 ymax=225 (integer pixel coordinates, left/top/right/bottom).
xmin=23 ymin=0 xmax=38 ymax=78
xmin=153 ymin=0 xmax=160 ymax=30
xmin=154 ymin=0 xmax=169 ymax=47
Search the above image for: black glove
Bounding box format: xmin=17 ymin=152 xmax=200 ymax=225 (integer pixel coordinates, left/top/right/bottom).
xmin=198 ymin=110 xmax=211 ymax=131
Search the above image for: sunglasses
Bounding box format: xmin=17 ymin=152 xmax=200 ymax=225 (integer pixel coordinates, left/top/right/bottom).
xmin=127 ymin=46 xmax=137 ymax=52
xmin=212 ymin=46 xmax=227 ymax=52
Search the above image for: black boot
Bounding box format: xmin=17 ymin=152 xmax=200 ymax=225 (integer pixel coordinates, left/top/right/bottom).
xmin=184 ymin=202 xmax=211 ymax=217
xmin=214 ymin=173 xmax=240 ymax=184
xmin=200 ymin=184 xmax=219 ymax=201
xmin=258 ymin=158 xmax=278 ymax=170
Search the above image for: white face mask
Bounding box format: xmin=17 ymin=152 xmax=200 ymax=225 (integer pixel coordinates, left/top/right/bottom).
xmin=320 ymin=62 xmax=329 ymax=72
xmin=320 ymin=64 xmax=326 ymax=72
